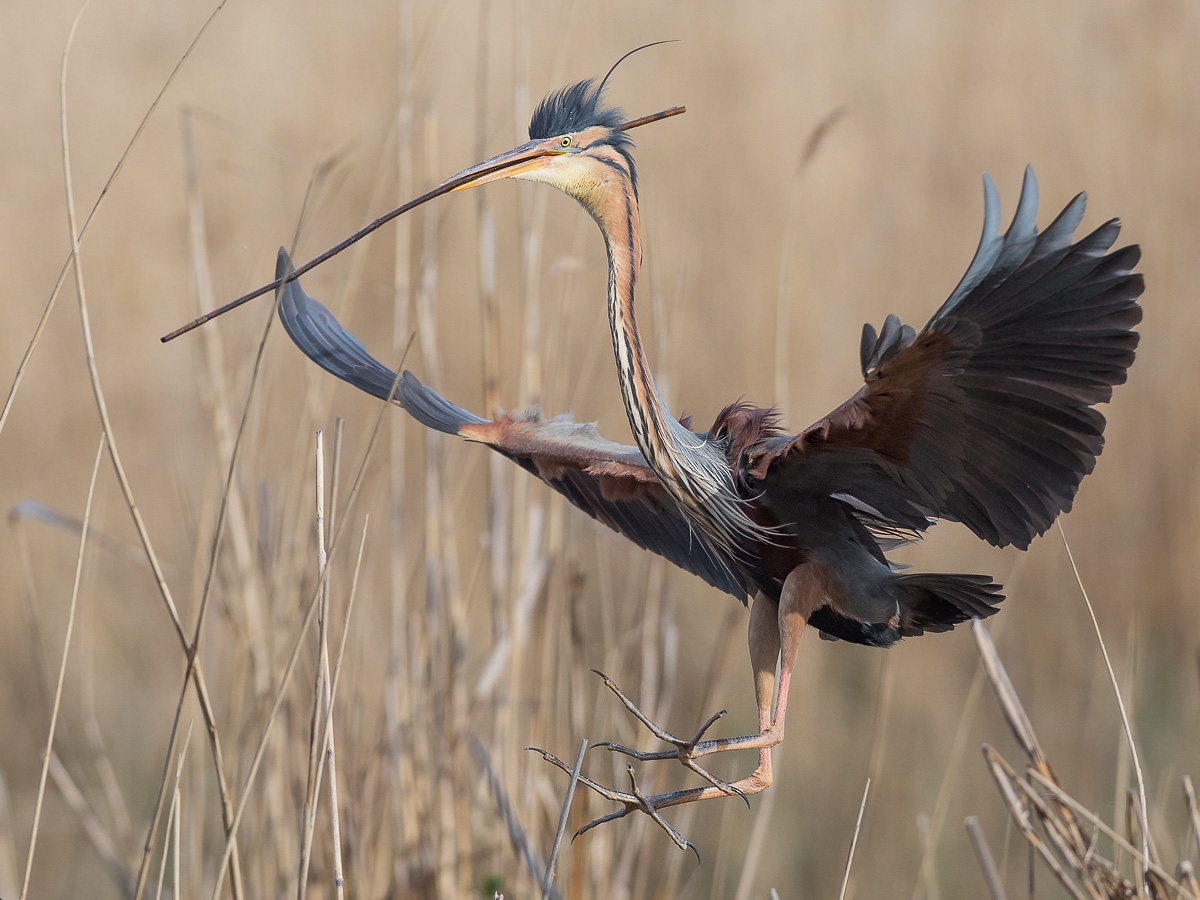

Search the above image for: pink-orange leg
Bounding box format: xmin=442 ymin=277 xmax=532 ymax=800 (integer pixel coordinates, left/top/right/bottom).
xmin=538 ymin=564 xmax=822 ymax=850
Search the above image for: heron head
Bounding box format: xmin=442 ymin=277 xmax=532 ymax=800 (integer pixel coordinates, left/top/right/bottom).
xmin=443 ymin=79 xmax=639 ymax=218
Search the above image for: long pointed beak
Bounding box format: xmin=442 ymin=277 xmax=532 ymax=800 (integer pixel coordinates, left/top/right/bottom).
xmin=441 ymin=139 xmax=567 ymax=192
xmin=161 ymin=106 xmax=684 ymax=343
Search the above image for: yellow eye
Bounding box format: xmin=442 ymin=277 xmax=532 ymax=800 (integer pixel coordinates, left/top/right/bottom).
xmin=560 ymin=136 xmax=572 ymax=147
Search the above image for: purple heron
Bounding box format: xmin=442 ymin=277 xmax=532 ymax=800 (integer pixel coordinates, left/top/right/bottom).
xmin=269 ymin=75 xmax=1142 ymax=849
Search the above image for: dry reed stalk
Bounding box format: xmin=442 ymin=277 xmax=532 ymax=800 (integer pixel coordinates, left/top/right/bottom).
xmin=78 ymin=613 xmax=133 ymax=858
xmin=0 ymin=1 xmax=227 ymax=441
xmin=20 ymin=436 xmax=102 ymax=900
xmin=471 ymin=737 xmax=556 ymax=895
xmin=10 ymin=517 xmax=55 ymax=709
xmin=387 ymin=0 xmax=420 ymax=882
xmin=153 ymin=723 xmax=193 ymax=900
xmin=0 ymin=771 xmax=16 ymax=896
xmin=297 ymin=429 xmax=329 ymax=899
xmin=296 ymin=427 xmax=349 ymax=900
xmin=182 ymin=106 xmax=271 ymax=697
xmin=836 ymin=777 xmax=872 ymax=900
xmin=1060 ymin=523 xmax=1150 ymax=864
xmin=207 ymin=352 xmax=409 ymax=899
xmin=46 ymin=752 xmax=131 ymax=894
xmin=59 ymin=10 xmax=244 ymax=894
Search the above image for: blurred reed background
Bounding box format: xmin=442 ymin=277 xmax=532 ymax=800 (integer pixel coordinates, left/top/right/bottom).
xmin=0 ymin=0 xmax=1197 ymax=897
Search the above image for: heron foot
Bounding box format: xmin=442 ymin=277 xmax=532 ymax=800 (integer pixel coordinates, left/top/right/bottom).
xmin=590 ymin=669 xmax=748 ymax=804
xmin=530 ymin=748 xmax=700 ymax=860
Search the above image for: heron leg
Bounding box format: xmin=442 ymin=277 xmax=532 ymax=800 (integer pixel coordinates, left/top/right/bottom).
xmin=549 ymin=565 xmax=820 ymax=846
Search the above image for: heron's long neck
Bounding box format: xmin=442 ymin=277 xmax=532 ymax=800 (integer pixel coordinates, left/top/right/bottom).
xmin=594 ymin=187 xmax=770 ymax=564
xmin=598 ymin=195 xmax=677 ymax=479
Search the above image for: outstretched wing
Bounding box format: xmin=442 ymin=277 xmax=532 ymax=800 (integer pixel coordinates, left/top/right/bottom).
xmin=752 ymin=168 xmax=1143 ymax=549
xmin=274 ymin=249 xmax=748 ymax=600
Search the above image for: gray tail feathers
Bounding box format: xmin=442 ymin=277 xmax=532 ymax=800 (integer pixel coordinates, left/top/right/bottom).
xmin=895 ymin=572 xmax=1004 ymax=637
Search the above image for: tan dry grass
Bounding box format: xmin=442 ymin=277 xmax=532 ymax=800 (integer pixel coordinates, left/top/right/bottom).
xmin=1 ymin=1 xmax=1198 ymax=898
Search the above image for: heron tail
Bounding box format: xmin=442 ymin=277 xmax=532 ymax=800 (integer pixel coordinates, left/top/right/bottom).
xmin=894 ymin=572 xmax=1004 ymax=636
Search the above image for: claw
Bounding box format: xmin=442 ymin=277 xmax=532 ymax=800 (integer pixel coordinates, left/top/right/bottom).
xmin=688 ymin=709 xmax=728 ymax=743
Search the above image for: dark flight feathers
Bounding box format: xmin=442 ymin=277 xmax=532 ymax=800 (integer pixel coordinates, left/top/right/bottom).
xmin=749 ymin=167 xmax=1142 ymax=551
xmin=274 ymin=250 xmax=747 ymax=600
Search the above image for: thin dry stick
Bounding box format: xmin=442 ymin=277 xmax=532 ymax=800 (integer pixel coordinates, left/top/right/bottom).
xmin=965 ymin=816 xmax=1009 ymax=900
xmin=838 ymin=777 xmax=872 ymax=900
xmin=20 ymin=435 xmax=103 ymax=900
xmin=0 ymin=0 xmax=226 ymax=440
xmin=207 ymin=352 xmax=411 ymax=900
xmin=56 ymin=10 xmax=242 ymax=897
xmin=1058 ymin=523 xmax=1149 ymax=865
xmin=541 ymin=739 xmax=587 ymax=900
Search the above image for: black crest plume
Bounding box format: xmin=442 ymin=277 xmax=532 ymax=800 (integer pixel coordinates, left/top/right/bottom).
xmin=527 ymin=41 xmax=675 ymax=140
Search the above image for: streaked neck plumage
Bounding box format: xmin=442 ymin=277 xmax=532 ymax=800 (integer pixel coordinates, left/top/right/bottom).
xmin=566 ymin=147 xmax=768 ymax=563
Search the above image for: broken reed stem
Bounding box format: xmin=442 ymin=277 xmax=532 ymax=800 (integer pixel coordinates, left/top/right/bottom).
xmin=1184 ymin=777 xmax=1200 ymax=860
xmin=964 ymin=816 xmax=1008 ymax=900
xmin=541 ymin=739 xmax=587 ymax=900
xmin=1024 ymin=771 xmax=1182 ymax=888
xmin=20 ymin=435 xmax=103 ymax=900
